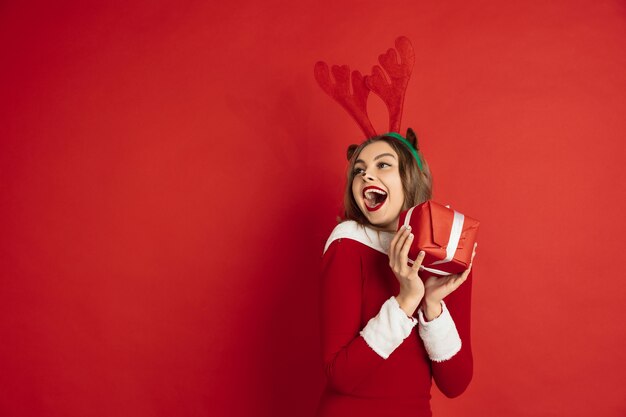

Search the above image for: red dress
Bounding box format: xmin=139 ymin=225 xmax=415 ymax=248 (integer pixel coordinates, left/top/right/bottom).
xmin=316 ymin=221 xmax=473 ymax=417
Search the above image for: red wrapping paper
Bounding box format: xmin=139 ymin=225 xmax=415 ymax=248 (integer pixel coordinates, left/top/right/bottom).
xmin=398 ymin=200 xmax=480 ymax=276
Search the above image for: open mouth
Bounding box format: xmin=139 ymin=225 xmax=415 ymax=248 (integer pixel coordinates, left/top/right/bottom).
xmin=363 ymin=186 xmax=388 ymax=212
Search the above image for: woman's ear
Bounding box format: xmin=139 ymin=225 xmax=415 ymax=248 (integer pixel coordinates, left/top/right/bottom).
xmin=346 ymin=144 xmax=358 ymax=160
xmin=406 ymin=128 xmax=419 ymax=150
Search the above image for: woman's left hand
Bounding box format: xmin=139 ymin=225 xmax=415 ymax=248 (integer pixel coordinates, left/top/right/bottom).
xmin=422 ymin=243 xmax=478 ymax=320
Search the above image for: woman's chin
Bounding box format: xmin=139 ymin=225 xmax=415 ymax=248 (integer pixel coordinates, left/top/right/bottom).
xmin=358 ymin=202 xmax=400 ymax=232
xmin=366 ymin=214 xmax=398 ymax=232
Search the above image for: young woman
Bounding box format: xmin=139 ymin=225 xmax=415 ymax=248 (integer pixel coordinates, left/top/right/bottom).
xmin=315 ymin=129 xmax=477 ymax=417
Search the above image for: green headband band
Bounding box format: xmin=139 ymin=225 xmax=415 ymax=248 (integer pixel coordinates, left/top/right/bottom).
xmin=383 ymin=132 xmax=424 ymax=172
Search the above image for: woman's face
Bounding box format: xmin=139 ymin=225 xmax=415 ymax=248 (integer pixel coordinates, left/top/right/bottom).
xmin=351 ymin=141 xmax=405 ymax=232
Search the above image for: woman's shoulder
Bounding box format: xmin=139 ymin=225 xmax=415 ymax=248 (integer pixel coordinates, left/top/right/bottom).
xmin=323 ymin=220 xmax=393 ymax=256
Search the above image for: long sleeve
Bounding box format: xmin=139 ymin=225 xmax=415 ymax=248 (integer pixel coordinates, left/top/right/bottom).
xmin=319 ymin=239 xmax=415 ymax=394
xmin=417 ymin=299 xmax=462 ymax=362
xmin=360 ymin=296 xmax=417 ymax=359
xmin=428 ymin=270 xmax=474 ymax=397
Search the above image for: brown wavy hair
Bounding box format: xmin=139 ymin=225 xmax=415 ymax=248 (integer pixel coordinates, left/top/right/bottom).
xmin=343 ymin=128 xmax=433 ymax=226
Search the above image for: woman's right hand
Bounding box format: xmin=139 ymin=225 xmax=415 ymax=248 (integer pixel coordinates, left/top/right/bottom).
xmin=388 ymin=225 xmax=427 ymax=315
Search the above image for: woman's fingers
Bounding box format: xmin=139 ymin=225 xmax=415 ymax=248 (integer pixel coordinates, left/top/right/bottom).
xmin=445 ymin=245 xmax=477 ymax=291
xmin=457 ymin=253 xmax=475 ymax=281
xmin=390 ymin=226 xmax=409 ymax=252
xmin=431 ymin=272 xmax=467 ymax=298
xmin=423 ymin=244 xmax=478 ymax=300
xmin=400 ymin=228 xmax=414 ymax=261
xmin=388 ymin=229 xmax=401 ymax=262
xmin=411 ymin=250 xmax=425 ymax=273
xmin=389 ymin=227 xmax=401 ymax=250
xmin=389 ymin=226 xmax=407 ymax=266
xmin=390 ymin=226 xmax=411 ymax=269
xmin=448 ymin=246 xmax=477 ymax=288
xmin=395 ymin=226 xmax=411 ymax=253
xmin=465 ymin=242 xmax=478 ymax=273
xmin=456 ymin=269 xmax=470 ymax=284
xmin=470 ymin=242 xmax=477 ymax=265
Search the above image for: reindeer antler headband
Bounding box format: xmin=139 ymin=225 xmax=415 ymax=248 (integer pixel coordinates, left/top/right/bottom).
xmin=314 ymin=36 xmax=424 ymax=171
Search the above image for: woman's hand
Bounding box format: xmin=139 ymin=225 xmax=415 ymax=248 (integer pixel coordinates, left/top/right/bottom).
xmin=422 ymin=242 xmax=478 ymax=321
xmin=389 ymin=225 xmax=427 ymax=316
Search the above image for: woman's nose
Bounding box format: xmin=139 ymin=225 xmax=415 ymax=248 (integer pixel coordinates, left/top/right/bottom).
xmin=361 ymin=171 xmax=375 ymax=181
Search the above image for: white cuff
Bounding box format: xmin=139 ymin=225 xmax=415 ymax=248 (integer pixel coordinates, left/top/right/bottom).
xmin=360 ymin=296 xmax=418 ymax=359
xmin=417 ymin=300 xmax=462 ymax=362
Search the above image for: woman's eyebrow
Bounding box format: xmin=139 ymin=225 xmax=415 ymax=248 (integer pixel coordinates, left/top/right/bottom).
xmin=355 ymin=153 xmax=396 ymax=164
xmin=374 ymin=153 xmax=396 ymax=160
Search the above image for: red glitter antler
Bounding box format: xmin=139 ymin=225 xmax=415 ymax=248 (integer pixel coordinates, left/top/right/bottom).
xmin=314 ymin=62 xmax=377 ymax=138
xmin=365 ymin=36 xmax=415 ymax=133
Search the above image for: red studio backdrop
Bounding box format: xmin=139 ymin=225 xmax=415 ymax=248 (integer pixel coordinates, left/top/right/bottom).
xmin=1 ymin=1 xmax=625 ymax=416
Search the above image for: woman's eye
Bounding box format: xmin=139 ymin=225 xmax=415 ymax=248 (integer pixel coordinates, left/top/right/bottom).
xmin=377 ymin=162 xmax=391 ymax=169
xmin=353 ymin=167 xmax=365 ymax=175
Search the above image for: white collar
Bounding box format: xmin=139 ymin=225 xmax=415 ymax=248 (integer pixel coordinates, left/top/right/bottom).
xmin=323 ymin=220 xmax=394 ymax=255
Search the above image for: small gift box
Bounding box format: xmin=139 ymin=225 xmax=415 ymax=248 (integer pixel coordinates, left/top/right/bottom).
xmin=398 ymin=200 xmax=480 ymax=276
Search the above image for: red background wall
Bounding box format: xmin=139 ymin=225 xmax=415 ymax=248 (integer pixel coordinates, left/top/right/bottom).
xmin=1 ymin=1 xmax=625 ymax=416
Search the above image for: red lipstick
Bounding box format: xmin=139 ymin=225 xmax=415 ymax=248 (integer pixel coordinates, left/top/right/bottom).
xmin=362 ymin=186 xmax=388 ymax=212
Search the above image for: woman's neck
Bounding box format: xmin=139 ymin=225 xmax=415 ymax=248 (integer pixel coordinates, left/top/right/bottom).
xmin=366 ymin=217 xmax=399 ymax=234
